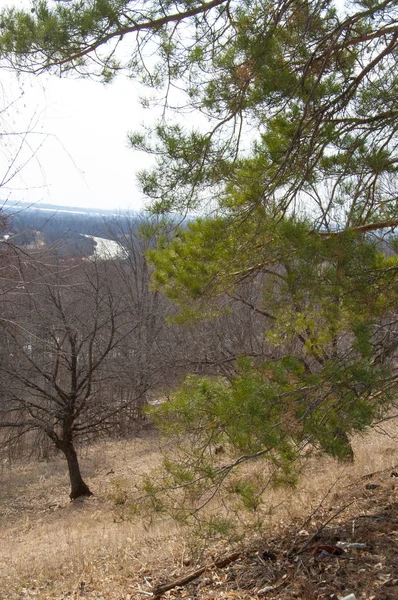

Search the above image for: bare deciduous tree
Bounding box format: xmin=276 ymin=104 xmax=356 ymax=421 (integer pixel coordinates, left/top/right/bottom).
xmin=0 ymin=250 xmax=146 ymax=498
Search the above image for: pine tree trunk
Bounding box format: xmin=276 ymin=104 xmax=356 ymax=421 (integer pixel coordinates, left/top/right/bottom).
xmin=63 ymin=443 xmax=93 ymax=499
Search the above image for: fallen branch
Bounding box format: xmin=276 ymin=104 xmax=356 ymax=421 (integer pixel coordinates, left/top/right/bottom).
xmin=151 ymin=551 xmax=241 ymax=597
xmin=339 ymin=462 xmax=398 ymax=489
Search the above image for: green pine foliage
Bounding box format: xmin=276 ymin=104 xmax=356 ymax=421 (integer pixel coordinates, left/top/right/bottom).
xmin=1 ymin=0 xmax=397 ymax=517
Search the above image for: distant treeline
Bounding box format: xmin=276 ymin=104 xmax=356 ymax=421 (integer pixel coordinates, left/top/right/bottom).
xmin=4 ymin=207 xmax=145 ymax=256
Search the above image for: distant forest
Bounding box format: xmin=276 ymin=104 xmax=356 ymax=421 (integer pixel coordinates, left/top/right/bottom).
xmin=3 ymin=205 xmax=145 ymax=257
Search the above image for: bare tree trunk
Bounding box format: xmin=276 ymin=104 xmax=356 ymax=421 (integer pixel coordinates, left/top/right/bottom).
xmin=63 ymin=443 xmax=93 ymax=499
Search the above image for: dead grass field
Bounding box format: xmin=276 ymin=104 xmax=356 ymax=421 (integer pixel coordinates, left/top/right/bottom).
xmin=0 ymin=423 xmax=397 ymax=600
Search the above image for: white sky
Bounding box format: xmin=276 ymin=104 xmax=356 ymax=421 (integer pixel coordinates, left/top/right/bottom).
xmin=0 ymin=1 xmax=170 ymax=212
xmin=1 ymin=0 xmax=347 ymax=213
xmin=2 ymin=68 xmax=154 ymax=211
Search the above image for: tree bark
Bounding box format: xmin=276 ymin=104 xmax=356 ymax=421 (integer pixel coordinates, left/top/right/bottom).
xmin=63 ymin=443 xmax=93 ymax=499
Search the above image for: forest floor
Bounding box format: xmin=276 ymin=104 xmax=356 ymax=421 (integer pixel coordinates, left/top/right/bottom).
xmin=0 ymin=423 xmax=397 ymax=600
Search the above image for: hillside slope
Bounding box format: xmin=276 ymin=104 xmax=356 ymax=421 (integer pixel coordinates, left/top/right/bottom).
xmin=0 ymin=425 xmax=397 ymax=600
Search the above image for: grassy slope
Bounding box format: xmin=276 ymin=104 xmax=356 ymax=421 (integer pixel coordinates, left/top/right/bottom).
xmin=0 ymin=424 xmax=397 ymax=599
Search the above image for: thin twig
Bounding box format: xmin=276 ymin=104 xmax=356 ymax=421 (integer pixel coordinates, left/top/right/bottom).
xmin=294 ymin=500 xmax=356 ymax=556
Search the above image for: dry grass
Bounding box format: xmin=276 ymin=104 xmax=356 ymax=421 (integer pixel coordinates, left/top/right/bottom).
xmin=265 ymin=421 xmax=398 ymax=527
xmin=1 ymin=422 xmax=397 ymax=600
xmin=0 ymin=435 xmax=183 ymax=599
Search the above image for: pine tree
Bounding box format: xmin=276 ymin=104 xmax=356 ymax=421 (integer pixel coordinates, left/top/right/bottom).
xmin=1 ymin=0 xmax=397 ymax=512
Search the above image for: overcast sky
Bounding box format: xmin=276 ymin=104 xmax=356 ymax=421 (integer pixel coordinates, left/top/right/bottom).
xmin=1 ymin=0 xmax=158 ymax=212
xmin=2 ymin=66 xmax=156 ymax=212
xmin=2 ymin=0 xmax=347 ymax=213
